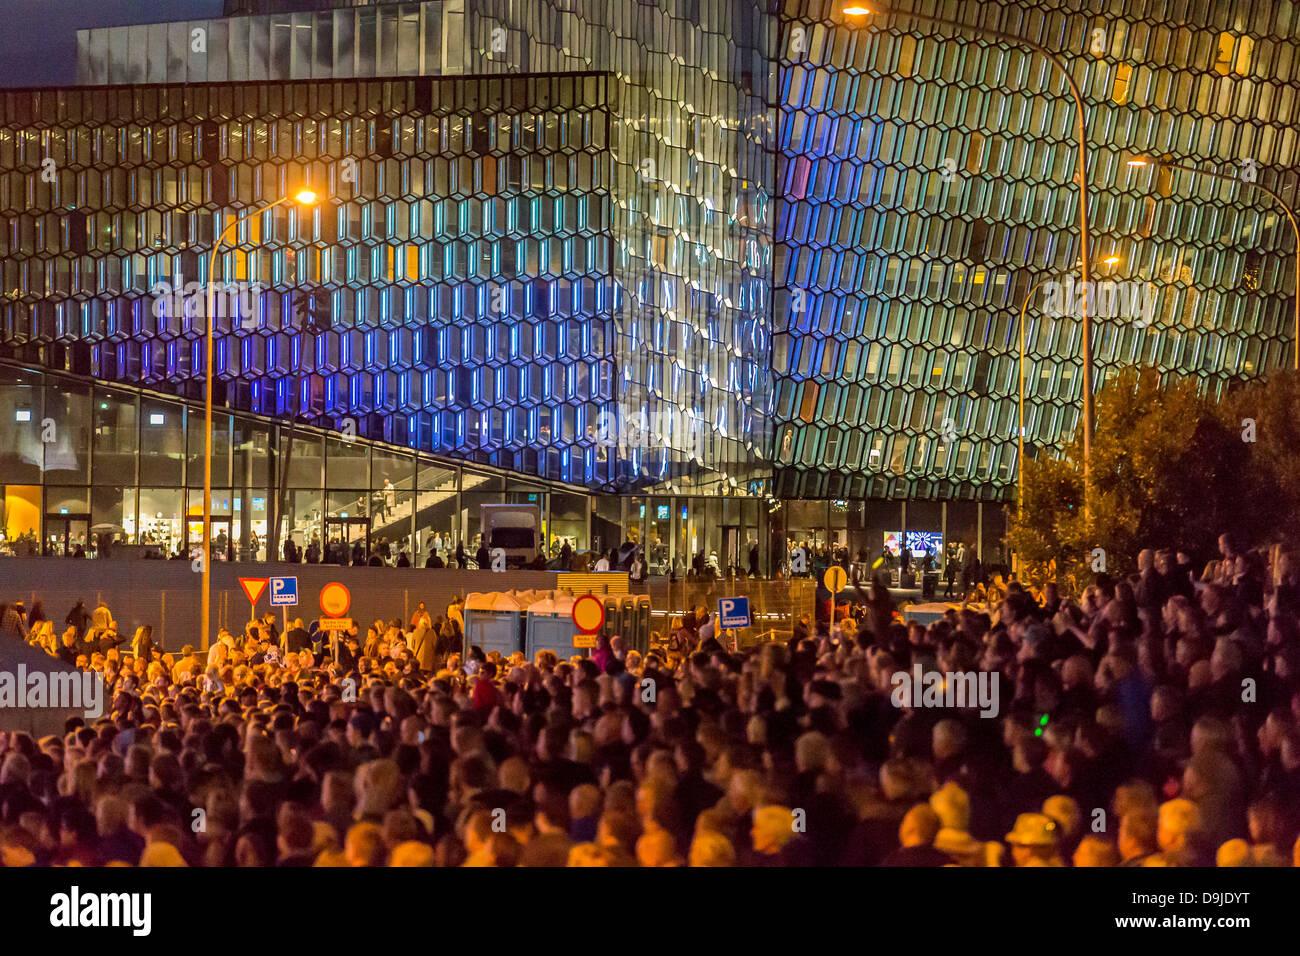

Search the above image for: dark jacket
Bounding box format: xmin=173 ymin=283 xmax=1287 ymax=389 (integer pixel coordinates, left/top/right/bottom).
xmin=285 ymin=627 xmax=312 ymax=653
xmin=880 ymin=845 xmax=955 ymax=867
xmin=65 ymin=602 xmax=90 ymax=637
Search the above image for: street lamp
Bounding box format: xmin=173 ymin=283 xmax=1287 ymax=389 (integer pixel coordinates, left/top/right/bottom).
xmin=201 ymin=188 xmax=319 ymax=652
xmin=843 ymin=4 xmax=1098 ymax=525
xmin=1127 ymin=155 xmax=1300 ymax=372
xmin=1016 ymin=256 xmax=1122 ymax=525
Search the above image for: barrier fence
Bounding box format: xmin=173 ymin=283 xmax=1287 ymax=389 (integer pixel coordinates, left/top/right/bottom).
xmin=2 ymin=556 xmax=817 ymax=655
xmin=642 ymin=576 xmax=816 ymax=650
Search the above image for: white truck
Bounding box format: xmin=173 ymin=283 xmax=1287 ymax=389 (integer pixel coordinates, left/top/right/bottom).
xmin=479 ymin=502 xmax=542 ymax=569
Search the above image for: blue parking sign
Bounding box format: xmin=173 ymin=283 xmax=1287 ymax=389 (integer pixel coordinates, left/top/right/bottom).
xmin=718 ymin=597 xmax=750 ymax=629
xmin=270 ymin=576 xmax=299 ymax=607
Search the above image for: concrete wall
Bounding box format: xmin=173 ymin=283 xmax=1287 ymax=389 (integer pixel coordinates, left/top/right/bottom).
xmin=0 ymin=558 xmax=567 ymax=652
xmin=0 ymin=636 xmax=103 ymax=737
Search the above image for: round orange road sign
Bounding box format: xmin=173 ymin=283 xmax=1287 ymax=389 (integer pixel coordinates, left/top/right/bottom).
xmin=571 ymin=594 xmax=605 ymax=633
xmin=319 ymin=582 xmax=352 ymax=618
xmin=824 ymin=566 xmax=848 ymax=594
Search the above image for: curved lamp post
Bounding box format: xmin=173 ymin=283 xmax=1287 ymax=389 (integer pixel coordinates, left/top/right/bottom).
xmin=201 ymin=188 xmax=319 ymax=651
xmin=1017 ymin=256 xmax=1120 ymax=523
xmin=1127 ymin=155 xmax=1300 ymax=372
xmin=842 ymin=4 xmax=1097 ymax=525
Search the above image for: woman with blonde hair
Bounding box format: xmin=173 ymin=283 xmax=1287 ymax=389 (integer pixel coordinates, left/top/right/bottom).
xmin=205 ymin=638 xmax=229 ymax=672
xmin=29 ymin=621 xmax=56 ymax=656
xmin=201 ymin=666 xmax=224 ymax=694
xmin=688 ymin=830 xmax=736 ymax=867
xmin=131 ymin=625 xmax=156 ymax=661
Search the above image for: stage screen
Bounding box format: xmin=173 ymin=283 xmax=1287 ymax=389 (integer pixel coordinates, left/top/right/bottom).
xmin=882 ymin=531 xmax=943 ymax=557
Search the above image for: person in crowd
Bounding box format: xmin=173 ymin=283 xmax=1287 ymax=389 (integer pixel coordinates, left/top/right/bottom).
xmin=944 ymin=552 xmax=959 ymax=599
xmin=64 ymin=599 xmax=90 ymax=640
xmin=6 ymin=531 xmax=1300 ymax=868
xmin=1 ymin=601 xmax=29 ymax=639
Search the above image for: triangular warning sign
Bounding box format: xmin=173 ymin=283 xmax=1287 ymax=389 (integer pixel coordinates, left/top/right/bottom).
xmin=239 ymin=577 xmax=269 ymax=605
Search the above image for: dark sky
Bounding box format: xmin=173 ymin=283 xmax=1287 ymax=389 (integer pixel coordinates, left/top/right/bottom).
xmin=1 ymin=0 xmax=222 ymax=87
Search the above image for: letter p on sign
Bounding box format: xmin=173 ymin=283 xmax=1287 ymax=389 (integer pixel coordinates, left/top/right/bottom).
xmin=717 ymin=597 xmax=750 ymax=628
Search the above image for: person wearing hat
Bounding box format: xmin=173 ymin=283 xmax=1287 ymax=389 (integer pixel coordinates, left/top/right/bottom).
xmin=930 ymin=782 xmax=994 ymax=867
xmin=1041 ymin=794 xmax=1083 ymax=859
xmin=1005 ymin=812 xmax=1063 ymax=866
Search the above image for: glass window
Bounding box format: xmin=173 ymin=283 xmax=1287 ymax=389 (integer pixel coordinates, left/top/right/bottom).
xmin=326 ymin=434 xmax=369 ymax=488
xmin=372 ymin=448 xmax=415 ymax=489
xmin=233 ymin=488 xmax=269 ymax=562
xmin=40 ymin=487 xmax=88 ymax=556
xmin=0 ymin=367 xmax=42 ymax=484
xmin=548 ymin=491 xmax=586 ymax=555
xmin=233 ymin=419 xmax=272 ymax=487
xmin=92 ymin=389 xmax=138 ymax=485
xmin=45 ymin=487 xmax=89 ymax=514
xmin=461 ymin=472 xmax=504 ymax=558
xmin=284 ymin=433 xmax=323 ymax=487
xmin=188 ymin=411 xmax=232 ymax=487
xmin=140 ymin=397 xmax=186 ymax=485
xmin=91 ymin=485 xmax=134 ymax=545
xmin=184 ymin=488 xmax=235 ymax=560
xmin=43 ymin=382 xmax=90 ymax=482
xmin=371 ymin=451 xmax=413 ymax=561
xmin=279 ymin=489 xmax=322 ymax=558
xmin=324 ymin=489 xmax=368 ymax=564
xmin=1 ymin=484 xmax=42 ymax=555
xmin=412 ymin=463 xmax=457 ymax=564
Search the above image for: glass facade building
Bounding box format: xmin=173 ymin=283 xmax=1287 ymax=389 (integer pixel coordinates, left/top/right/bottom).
xmin=0 ymin=360 xmax=772 ymax=570
xmin=772 ymin=0 xmax=1300 ymax=501
xmin=1 ymin=0 xmax=1295 ymax=564
xmin=74 ymin=0 xmax=777 ymax=498
xmin=7 ymin=0 xmax=780 ymax=567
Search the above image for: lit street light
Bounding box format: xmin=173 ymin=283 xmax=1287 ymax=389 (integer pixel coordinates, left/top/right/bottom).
xmin=842 ymin=4 xmax=1098 ymax=527
xmin=1016 ymin=256 xmax=1122 ymax=534
xmin=1126 ymin=155 xmax=1300 ymax=372
xmin=201 ymin=188 xmax=319 ymax=652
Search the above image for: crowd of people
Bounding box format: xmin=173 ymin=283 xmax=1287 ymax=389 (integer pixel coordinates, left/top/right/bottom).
xmin=0 ymin=530 xmax=1296 ymax=867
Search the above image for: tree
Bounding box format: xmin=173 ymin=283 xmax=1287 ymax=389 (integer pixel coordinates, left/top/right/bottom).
xmin=1222 ymin=369 xmax=1300 ymax=541
xmin=1008 ymin=366 xmax=1266 ymax=582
